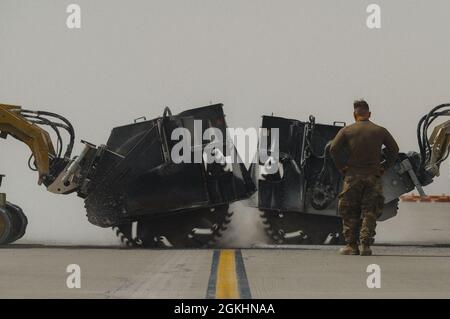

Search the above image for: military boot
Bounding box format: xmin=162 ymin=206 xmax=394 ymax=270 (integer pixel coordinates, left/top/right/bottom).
xmin=339 ymin=243 xmax=360 ymax=255
xmin=359 ymin=244 xmax=372 ymax=256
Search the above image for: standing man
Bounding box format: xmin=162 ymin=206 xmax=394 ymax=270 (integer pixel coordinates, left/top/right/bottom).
xmin=330 ymin=100 xmax=399 ymax=256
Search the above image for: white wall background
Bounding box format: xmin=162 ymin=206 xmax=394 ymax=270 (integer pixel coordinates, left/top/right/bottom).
xmin=0 ymin=0 xmax=449 ymax=245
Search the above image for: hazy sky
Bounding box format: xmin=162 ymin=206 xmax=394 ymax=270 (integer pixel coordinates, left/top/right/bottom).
xmin=0 ymin=0 xmax=449 ymax=244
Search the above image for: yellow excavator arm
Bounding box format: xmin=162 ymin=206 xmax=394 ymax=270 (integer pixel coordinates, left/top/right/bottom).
xmin=427 ymin=119 xmax=450 ymax=177
xmin=0 ymin=104 xmax=56 ymax=184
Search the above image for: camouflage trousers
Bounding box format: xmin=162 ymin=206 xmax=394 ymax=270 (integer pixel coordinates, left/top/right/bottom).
xmin=338 ymin=174 xmax=385 ymax=245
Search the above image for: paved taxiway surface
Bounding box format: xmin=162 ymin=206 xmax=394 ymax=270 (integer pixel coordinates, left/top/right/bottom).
xmin=1 ymin=202 xmax=450 ymax=298
xmin=1 ymin=245 xmax=450 ymax=298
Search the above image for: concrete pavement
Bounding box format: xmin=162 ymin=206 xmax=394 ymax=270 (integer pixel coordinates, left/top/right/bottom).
xmin=1 ymin=202 xmax=450 ymax=298
xmin=1 ymin=245 xmax=450 ymax=298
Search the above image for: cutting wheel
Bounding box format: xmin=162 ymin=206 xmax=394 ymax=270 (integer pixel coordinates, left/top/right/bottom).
xmin=261 ymin=210 xmax=345 ymax=245
xmin=113 ymin=204 xmax=232 ymax=248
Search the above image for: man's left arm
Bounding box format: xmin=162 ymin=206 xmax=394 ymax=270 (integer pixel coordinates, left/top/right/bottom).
xmin=382 ymin=128 xmax=400 ymax=171
xmin=330 ymin=128 xmax=347 ymax=172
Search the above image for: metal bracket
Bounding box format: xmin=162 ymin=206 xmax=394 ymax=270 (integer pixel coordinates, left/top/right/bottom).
xmin=0 ymin=174 xmax=5 ymax=208
xmin=47 ymin=142 xmax=96 ymax=194
xmin=134 ymin=116 xmax=147 ymax=123
xmin=333 ymin=121 xmax=346 ymax=127
xmin=398 ymin=159 xmax=426 ymax=197
xmin=0 ymin=193 xmax=5 ymax=208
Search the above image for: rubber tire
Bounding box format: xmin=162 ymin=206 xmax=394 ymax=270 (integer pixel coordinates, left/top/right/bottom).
xmin=0 ymin=202 xmax=28 ymax=245
xmin=0 ymin=206 xmax=12 ymax=245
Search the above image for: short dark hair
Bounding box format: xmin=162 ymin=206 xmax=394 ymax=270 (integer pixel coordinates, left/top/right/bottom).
xmin=353 ymin=99 xmax=370 ymax=115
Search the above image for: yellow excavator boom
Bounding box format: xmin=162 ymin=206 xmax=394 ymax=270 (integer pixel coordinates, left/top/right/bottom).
xmin=427 ymin=119 xmax=450 ymax=177
xmin=0 ymin=104 xmax=56 ymax=184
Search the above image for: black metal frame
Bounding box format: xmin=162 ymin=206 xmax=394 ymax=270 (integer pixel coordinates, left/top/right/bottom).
xmin=81 ymin=104 xmax=255 ymax=227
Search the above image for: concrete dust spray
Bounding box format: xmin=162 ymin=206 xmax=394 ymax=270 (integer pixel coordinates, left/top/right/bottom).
xmin=218 ymin=200 xmax=270 ymax=248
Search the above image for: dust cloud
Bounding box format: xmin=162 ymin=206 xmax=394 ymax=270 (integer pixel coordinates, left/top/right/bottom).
xmin=218 ymin=201 xmax=270 ymax=248
xmin=377 ymin=202 xmax=450 ymax=245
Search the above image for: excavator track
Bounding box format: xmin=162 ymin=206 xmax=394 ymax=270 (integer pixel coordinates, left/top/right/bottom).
xmin=113 ymin=204 xmax=232 ymax=248
xmin=261 ymin=210 xmax=345 ymax=245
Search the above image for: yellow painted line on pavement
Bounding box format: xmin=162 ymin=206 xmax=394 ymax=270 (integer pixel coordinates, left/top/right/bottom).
xmin=215 ymin=249 xmax=239 ymax=299
xmin=206 ymin=249 xmax=251 ymax=299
